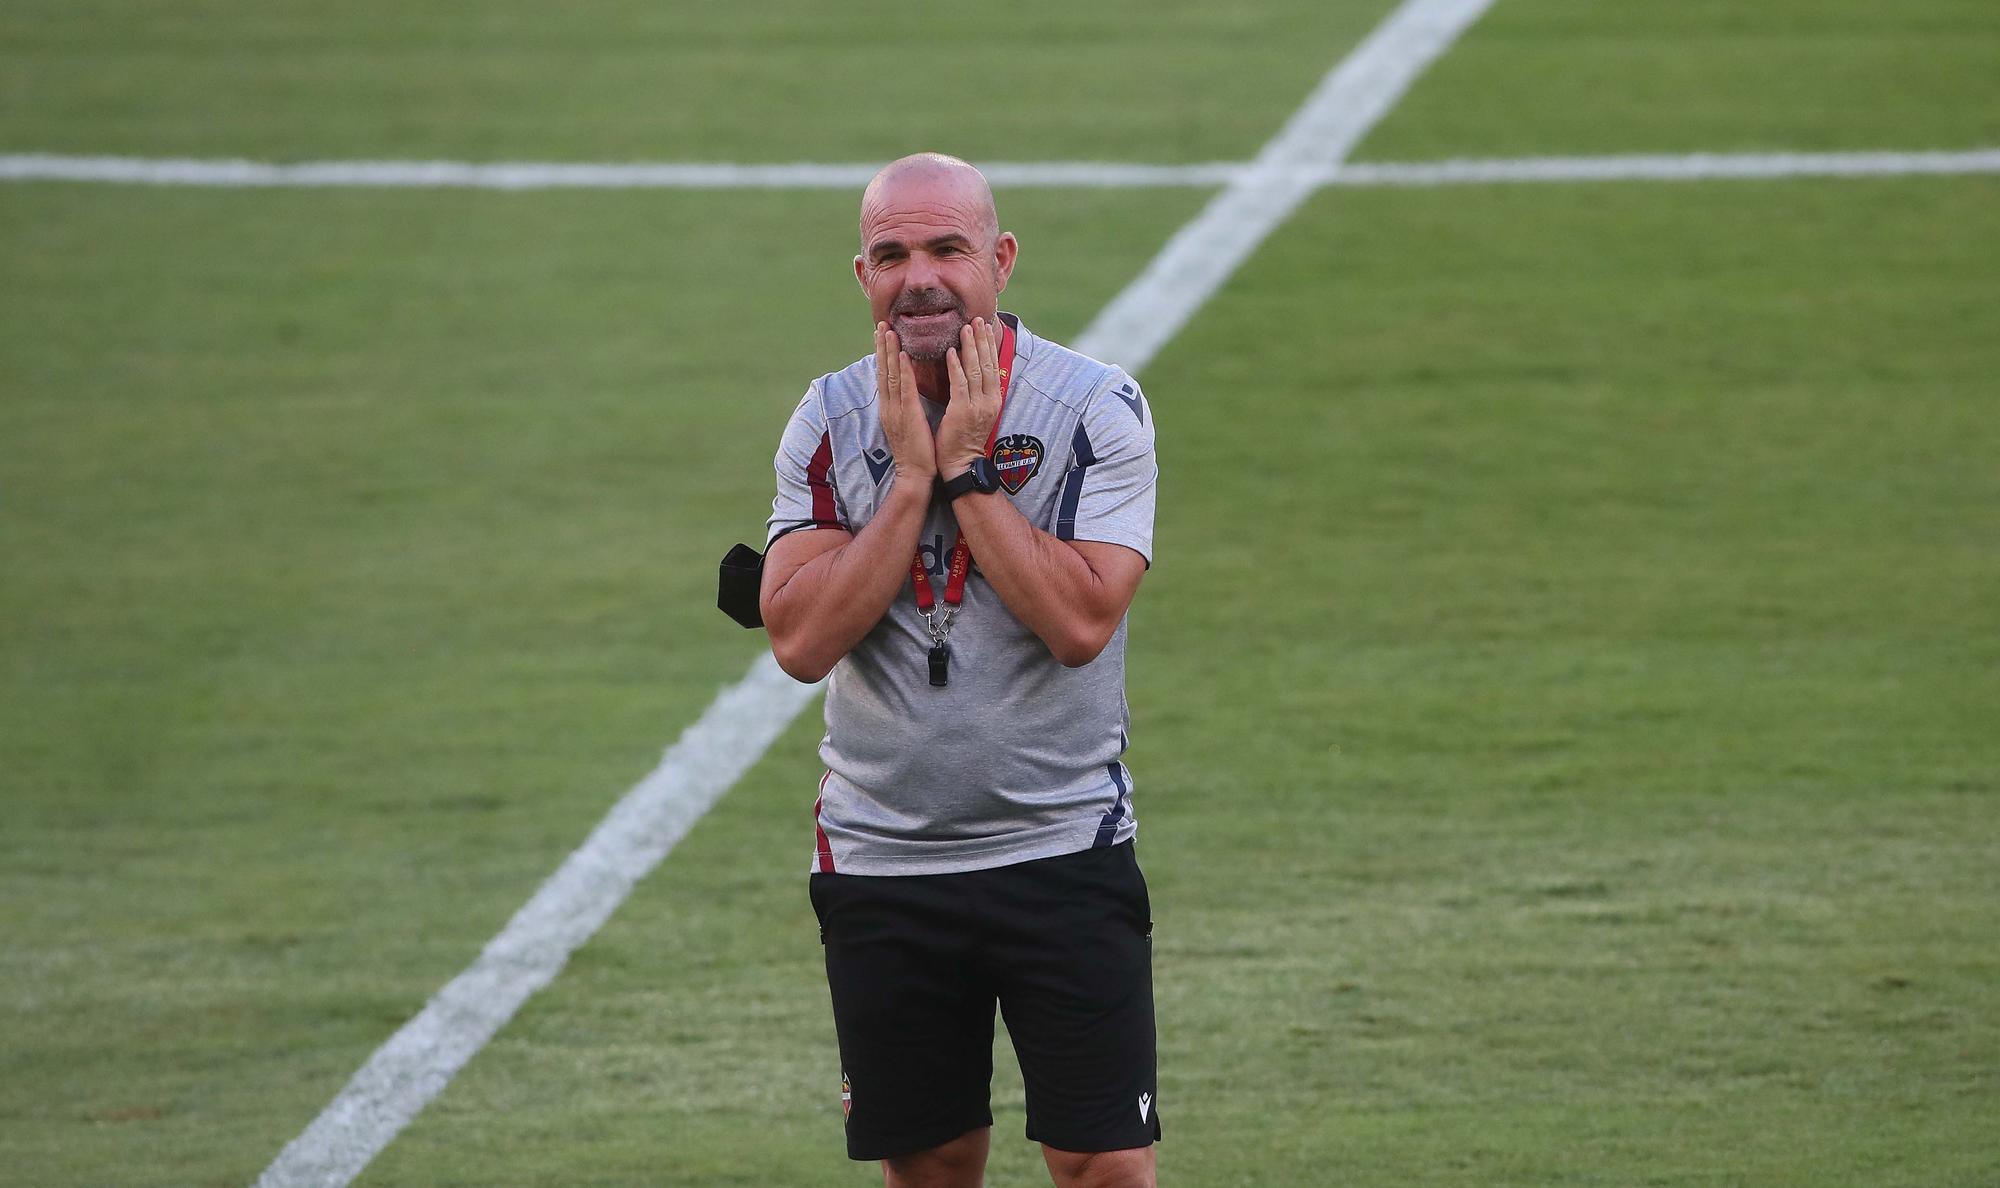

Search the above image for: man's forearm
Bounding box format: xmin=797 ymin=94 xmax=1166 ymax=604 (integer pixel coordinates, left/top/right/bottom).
xmin=763 ymin=478 xmax=931 ymax=681
xmin=946 ymin=490 xmax=1127 ymax=667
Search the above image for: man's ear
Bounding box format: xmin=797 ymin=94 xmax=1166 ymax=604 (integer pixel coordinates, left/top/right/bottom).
xmin=992 ymin=232 xmax=1019 ymax=294
xmin=854 ymin=255 xmax=868 ymax=291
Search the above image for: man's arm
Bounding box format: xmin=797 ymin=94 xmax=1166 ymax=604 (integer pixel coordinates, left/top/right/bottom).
xmin=945 ymin=495 xmax=1147 ymax=667
xmin=760 ymin=324 xmax=940 ymax=683
xmin=760 ymin=478 xmax=929 ymax=683
xmin=935 ymin=319 xmax=1153 ymax=667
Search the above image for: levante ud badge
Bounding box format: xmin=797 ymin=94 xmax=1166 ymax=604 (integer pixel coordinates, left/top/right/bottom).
xmin=991 ymin=434 xmax=1044 ymax=494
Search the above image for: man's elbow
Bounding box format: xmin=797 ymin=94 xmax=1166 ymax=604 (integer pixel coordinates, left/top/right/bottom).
xmin=767 ymin=628 xmax=836 ymax=684
xmin=1050 ymin=618 xmax=1120 ymax=669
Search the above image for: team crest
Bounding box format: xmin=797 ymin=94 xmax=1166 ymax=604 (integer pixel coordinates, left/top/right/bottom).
xmin=840 ymin=1071 xmax=853 ymax=1118
xmin=991 ymin=434 xmax=1044 ymax=494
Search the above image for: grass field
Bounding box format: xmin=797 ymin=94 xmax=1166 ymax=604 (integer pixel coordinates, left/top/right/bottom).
xmin=3 ymin=1 xmax=1997 ymax=1185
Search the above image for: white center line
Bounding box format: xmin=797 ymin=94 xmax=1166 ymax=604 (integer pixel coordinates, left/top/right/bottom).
xmin=6 ymin=149 xmax=1995 ymax=191
xmin=1075 ymin=0 xmax=1500 ymax=372
xmin=1325 ymin=148 xmax=2000 ymax=186
xmin=251 ymin=2 xmax=1495 ymax=1183
xmin=0 ymin=155 xmax=1242 ymax=189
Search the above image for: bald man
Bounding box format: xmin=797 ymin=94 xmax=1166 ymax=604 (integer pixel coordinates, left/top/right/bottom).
xmin=761 ymin=153 xmax=1162 ymax=1188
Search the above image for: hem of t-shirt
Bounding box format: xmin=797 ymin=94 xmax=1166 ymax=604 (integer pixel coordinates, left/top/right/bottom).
xmin=807 ymin=817 xmax=1137 ymax=877
xmin=1061 ymin=527 xmax=1153 ymax=567
xmin=764 ymin=518 xmax=848 ymax=547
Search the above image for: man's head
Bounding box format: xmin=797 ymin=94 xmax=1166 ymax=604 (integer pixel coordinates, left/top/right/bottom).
xmin=855 ymin=153 xmax=1018 ymax=363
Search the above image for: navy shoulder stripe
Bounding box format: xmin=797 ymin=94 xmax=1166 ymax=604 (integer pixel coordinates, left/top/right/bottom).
xmin=1054 ymin=421 xmax=1097 ymax=541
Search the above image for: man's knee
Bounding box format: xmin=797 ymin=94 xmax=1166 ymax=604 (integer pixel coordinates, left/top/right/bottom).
xmin=882 ymin=1126 xmax=991 ymax=1188
xmin=1041 ymin=1143 xmax=1156 ymax=1188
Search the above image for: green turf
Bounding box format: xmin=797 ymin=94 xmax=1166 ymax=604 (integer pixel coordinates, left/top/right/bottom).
xmin=0 ymin=183 xmax=1210 ymax=1186
xmin=368 ymin=176 xmax=1997 ymax=1187
xmin=1360 ymin=0 xmax=2000 ymax=159
xmin=1136 ymin=175 xmax=2000 ymax=1185
xmin=0 ymin=0 xmax=1395 ymax=163
xmin=5 ymin=2 xmax=1999 ymax=1185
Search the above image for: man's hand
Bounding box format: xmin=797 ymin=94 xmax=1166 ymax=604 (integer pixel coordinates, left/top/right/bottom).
xmin=936 ymin=317 xmax=1003 ymax=478
xmin=756 ymin=323 xmax=938 ymax=683
xmin=876 ymin=323 xmax=935 ymax=483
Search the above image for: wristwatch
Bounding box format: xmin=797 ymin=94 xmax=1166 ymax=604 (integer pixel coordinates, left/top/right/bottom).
xmin=940 ymin=456 xmax=1002 ymax=502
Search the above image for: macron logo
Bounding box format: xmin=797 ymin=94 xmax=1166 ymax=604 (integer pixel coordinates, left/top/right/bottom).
xmin=1113 ymin=381 xmax=1145 ymax=424
xmin=1138 ymin=1092 xmax=1152 ymax=1123
xmin=864 ymin=448 xmax=893 ymax=486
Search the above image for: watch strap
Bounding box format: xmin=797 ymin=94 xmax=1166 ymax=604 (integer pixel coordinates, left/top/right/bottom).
xmin=941 ymin=456 xmax=999 ymax=501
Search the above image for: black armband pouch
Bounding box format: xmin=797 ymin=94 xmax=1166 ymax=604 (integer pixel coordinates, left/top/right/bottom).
xmin=717 ymin=543 xmax=765 ymax=629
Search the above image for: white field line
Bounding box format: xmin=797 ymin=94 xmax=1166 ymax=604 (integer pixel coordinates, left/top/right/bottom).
xmin=0 ymin=154 xmax=1240 ymax=189
xmin=253 ymin=655 xmax=822 ymax=1187
xmin=8 ymin=149 xmax=1997 ymax=192
xmin=1073 ymin=0 xmax=1499 ymax=372
xmin=251 ymin=2 xmax=1484 ymax=1183
xmin=1326 ymin=148 xmax=2000 ymax=186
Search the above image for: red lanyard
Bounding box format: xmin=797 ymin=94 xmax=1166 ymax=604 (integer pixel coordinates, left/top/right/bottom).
xmin=908 ymin=319 xmax=1017 ymax=615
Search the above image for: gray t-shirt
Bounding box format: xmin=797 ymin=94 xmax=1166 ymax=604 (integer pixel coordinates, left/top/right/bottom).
xmin=767 ymin=314 xmax=1157 ymax=875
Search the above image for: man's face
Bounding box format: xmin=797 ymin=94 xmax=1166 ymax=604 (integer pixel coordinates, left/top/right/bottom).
xmin=855 ymin=172 xmax=1017 ymax=363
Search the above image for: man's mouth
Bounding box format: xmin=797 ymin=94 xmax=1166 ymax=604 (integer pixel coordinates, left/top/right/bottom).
xmin=895 ymin=311 xmax=960 ymax=333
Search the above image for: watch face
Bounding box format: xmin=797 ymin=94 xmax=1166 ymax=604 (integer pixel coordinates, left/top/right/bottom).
xmin=973 ymin=456 xmax=1002 ymax=492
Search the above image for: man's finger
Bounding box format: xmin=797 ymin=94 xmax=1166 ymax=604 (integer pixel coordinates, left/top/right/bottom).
xmin=873 ymin=322 xmax=886 ymax=392
xmin=969 ymin=317 xmax=991 ymax=400
xmin=946 ymin=345 xmax=967 ymax=404
xmin=896 ymin=350 xmax=920 ymax=414
xmin=980 ymin=317 xmax=999 ymax=391
xmin=959 ymin=324 xmax=982 ymax=395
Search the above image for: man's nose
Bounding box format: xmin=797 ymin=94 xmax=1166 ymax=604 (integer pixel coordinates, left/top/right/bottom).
xmin=903 ymin=251 xmax=940 ymax=288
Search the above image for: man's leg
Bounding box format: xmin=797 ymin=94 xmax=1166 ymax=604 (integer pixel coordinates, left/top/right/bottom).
xmin=883 ymin=1126 xmax=991 ymax=1188
xmin=811 ymin=872 xmax=998 ymax=1167
xmin=983 ymin=845 xmax=1161 ymax=1175
xmin=1041 ymin=1144 xmax=1156 ymax=1188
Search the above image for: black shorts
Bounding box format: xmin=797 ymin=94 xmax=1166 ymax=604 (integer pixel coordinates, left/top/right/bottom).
xmin=808 ymin=841 xmax=1160 ymax=1162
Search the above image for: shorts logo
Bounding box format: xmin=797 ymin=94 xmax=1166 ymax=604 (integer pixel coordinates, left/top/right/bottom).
xmin=1138 ymin=1091 xmax=1152 ymax=1123
xmin=841 ymin=1071 xmax=853 ymax=1118
xmin=991 ymin=434 xmax=1044 ymax=494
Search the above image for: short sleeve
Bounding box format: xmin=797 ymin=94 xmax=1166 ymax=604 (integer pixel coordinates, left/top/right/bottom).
xmin=1053 ymin=371 xmax=1157 ymax=565
xmin=766 ymin=387 xmax=848 ymax=548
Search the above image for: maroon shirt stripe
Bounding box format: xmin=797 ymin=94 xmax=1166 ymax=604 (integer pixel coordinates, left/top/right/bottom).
xmin=805 ymin=433 xmax=837 ymax=526
xmin=813 ymin=773 xmax=836 ymax=872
